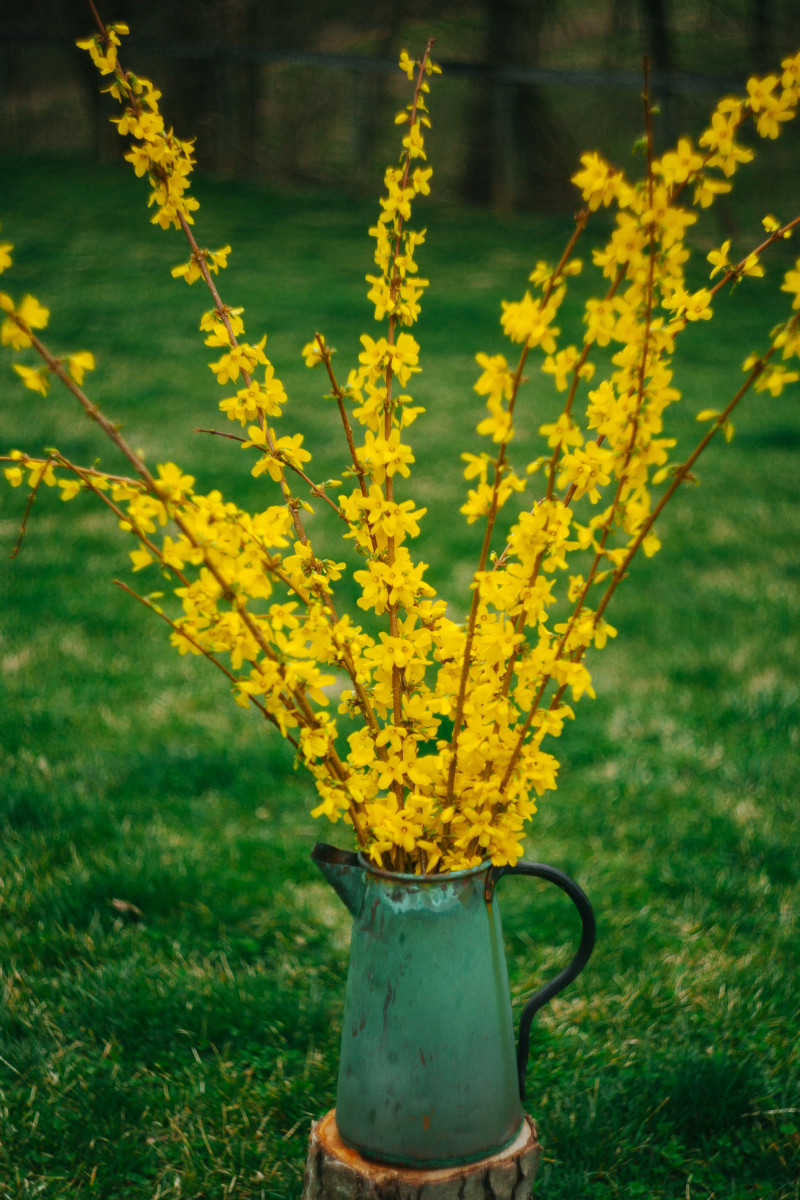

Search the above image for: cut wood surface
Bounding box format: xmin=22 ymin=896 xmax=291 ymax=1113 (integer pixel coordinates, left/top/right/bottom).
xmin=302 ymin=1109 xmax=541 ymax=1200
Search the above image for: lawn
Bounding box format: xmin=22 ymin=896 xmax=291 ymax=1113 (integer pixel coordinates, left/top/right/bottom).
xmin=1 ymin=147 xmax=799 ymax=1200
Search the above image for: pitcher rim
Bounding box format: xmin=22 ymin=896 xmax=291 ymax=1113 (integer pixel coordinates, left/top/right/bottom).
xmin=358 ymin=853 xmax=493 ymax=884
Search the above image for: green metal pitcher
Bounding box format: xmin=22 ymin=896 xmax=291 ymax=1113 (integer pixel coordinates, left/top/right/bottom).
xmin=312 ymin=842 xmax=595 ymax=1168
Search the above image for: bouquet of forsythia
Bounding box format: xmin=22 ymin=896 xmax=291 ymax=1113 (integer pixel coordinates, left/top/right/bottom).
xmin=3 ymin=14 xmax=800 ymax=874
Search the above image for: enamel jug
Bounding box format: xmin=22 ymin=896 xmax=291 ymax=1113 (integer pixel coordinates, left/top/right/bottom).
xmin=312 ymin=842 xmax=595 ymax=1168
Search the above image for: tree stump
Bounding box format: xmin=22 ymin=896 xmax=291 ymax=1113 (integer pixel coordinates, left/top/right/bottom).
xmin=302 ymin=1110 xmax=541 ymax=1200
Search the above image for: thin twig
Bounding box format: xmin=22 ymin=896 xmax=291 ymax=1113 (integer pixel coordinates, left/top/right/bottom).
xmin=114 ymin=579 xmax=299 ymax=746
xmin=8 ymin=457 xmax=55 ymax=559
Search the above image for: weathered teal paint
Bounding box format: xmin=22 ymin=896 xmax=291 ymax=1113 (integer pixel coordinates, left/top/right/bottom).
xmin=311 ymin=843 xmax=595 ymax=1168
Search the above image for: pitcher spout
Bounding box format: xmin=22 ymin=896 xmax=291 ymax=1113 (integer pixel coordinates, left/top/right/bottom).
xmin=311 ymin=842 xmax=366 ymax=917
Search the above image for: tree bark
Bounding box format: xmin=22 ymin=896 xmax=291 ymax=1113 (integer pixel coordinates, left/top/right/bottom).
xmin=748 ymin=0 xmax=772 ymax=69
xmin=640 ymin=0 xmax=672 ymax=72
xmin=640 ymin=0 xmax=677 ymax=149
xmin=462 ymin=0 xmax=574 ymax=212
xmin=302 ymin=1109 xmax=541 ymax=1200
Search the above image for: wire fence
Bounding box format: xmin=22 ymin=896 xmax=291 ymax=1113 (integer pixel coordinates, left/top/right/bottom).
xmin=0 ymin=31 xmax=793 ymax=210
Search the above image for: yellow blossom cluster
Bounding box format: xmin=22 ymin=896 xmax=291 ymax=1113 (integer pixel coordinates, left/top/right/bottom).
xmin=77 ymin=21 xmax=199 ymax=231
xmin=3 ymin=26 xmax=800 ymax=875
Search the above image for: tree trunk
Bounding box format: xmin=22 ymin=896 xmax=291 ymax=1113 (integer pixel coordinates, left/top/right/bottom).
xmin=640 ymin=0 xmax=672 ymax=72
xmin=462 ymin=0 xmax=573 ymax=212
xmin=640 ymin=0 xmax=677 ymax=149
xmin=302 ymin=1110 xmax=541 ymax=1200
xmin=749 ymin=0 xmax=772 ymax=69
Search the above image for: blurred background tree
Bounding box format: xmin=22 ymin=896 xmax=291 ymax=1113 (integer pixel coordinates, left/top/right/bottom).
xmin=2 ymin=0 xmax=800 ymax=209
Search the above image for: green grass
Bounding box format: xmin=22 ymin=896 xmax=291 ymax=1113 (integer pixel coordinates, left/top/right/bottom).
xmin=1 ymin=155 xmax=799 ymax=1199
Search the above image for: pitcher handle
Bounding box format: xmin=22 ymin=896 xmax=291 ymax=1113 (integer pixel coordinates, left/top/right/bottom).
xmin=488 ymin=860 xmax=596 ymax=1100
